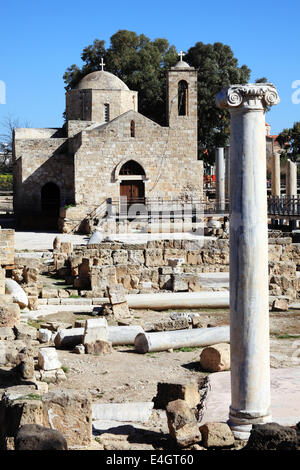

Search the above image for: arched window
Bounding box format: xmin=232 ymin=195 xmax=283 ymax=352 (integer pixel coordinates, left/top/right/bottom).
xmin=130 ymin=120 xmax=135 ymax=137
xmin=178 ymin=80 xmax=188 ymax=116
xmin=41 ymin=182 xmax=60 ymax=215
xmin=119 ymin=160 xmax=145 ymax=176
xmin=104 ymin=103 xmax=110 ymax=122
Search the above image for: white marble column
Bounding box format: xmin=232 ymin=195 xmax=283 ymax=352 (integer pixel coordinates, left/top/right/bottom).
xmin=216 ymin=83 xmax=280 ymax=439
xmin=225 ymin=145 xmax=230 ymax=201
xmin=215 ymin=147 xmax=225 ymax=211
xmin=271 ymin=153 xmax=280 ymax=196
xmin=286 ymin=159 xmax=297 ymax=196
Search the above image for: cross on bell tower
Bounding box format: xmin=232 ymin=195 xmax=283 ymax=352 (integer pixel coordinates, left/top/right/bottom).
xmin=100 ymin=58 xmax=105 ymax=71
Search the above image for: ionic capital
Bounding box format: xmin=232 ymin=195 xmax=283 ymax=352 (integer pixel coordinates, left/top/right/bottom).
xmin=216 ymin=83 xmax=280 ymax=111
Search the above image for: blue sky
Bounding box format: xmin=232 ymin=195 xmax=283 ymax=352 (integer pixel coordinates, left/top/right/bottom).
xmin=0 ymin=0 xmax=299 ymax=137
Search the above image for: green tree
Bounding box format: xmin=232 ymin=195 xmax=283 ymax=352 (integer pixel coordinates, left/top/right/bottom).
xmin=64 ymin=32 xmax=251 ymax=163
xmin=277 ymin=122 xmax=300 ymax=162
xmin=255 ymin=77 xmax=268 ymax=83
xmin=63 ymin=30 xmax=178 ymax=125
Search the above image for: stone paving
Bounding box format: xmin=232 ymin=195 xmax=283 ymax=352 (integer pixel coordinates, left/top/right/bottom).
xmin=201 ymin=367 xmax=300 ymax=427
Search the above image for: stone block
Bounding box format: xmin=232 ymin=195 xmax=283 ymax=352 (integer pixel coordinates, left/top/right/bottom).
xmin=199 ymin=422 xmax=234 ymax=448
xmin=73 ymin=344 xmax=85 ymax=354
xmin=0 ymin=339 xmax=27 ymax=366
xmin=38 ymin=329 xmax=53 ymax=343
xmin=54 ymin=328 xmax=84 ymax=350
xmin=0 ymin=327 xmax=15 ymax=341
xmin=166 ymin=399 xmax=201 ymax=448
xmin=85 ymin=340 xmax=112 ymax=355
xmin=35 ymin=369 xmax=67 ymax=384
xmin=5 ymin=279 xmax=28 ymax=308
xmin=58 ymin=289 xmax=70 ymax=298
xmin=41 ymin=288 xmax=59 ymax=299
xmin=37 ymin=369 xmax=66 ymax=384
xmin=90 ymin=265 xmax=117 ymax=291
xmin=111 ymin=302 xmax=132 ymax=321
xmin=38 ymin=348 xmax=62 ymax=371
xmin=145 ymin=249 xmax=165 ymax=267
xmin=60 ymin=242 xmax=73 ymax=254
xmin=27 ymin=296 xmax=39 ymax=310
xmin=112 ymin=250 xmax=128 ymax=265
xmin=244 ymin=423 xmax=298 ymax=451
xmin=23 ymin=267 xmax=39 ymax=284
xmin=152 ymin=318 xmax=190 ymax=332
xmin=272 ymin=298 xmax=289 ymax=311
xmin=172 ymin=275 xmax=189 ymax=292
xmin=153 ymin=381 xmax=201 ymax=410
xmin=0 ymin=294 xmax=13 ymax=305
xmin=107 ymin=283 xmax=126 ymax=304
xmin=19 ymin=357 xmax=35 ymax=380
xmin=83 ymin=318 xmax=108 ymax=344
xmin=15 ymin=424 xmax=68 ymax=450
xmin=128 ymin=250 xmax=145 ymax=264
xmin=42 ymin=390 xmax=92 ymax=448
xmin=0 ymin=389 xmax=44 ymax=442
xmin=14 ymin=324 xmax=38 ymax=341
xmin=199 ymin=343 xmax=230 ymax=372
xmin=0 ymin=304 xmax=20 ymax=328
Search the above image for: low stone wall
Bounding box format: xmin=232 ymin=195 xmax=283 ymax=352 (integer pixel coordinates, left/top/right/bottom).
xmin=53 ymin=237 xmax=300 ymax=299
xmin=0 ymin=229 xmax=15 ymax=294
xmin=0 ymin=229 xmax=14 ymax=266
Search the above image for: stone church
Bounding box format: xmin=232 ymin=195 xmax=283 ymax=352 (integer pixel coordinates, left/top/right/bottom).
xmin=13 ymin=56 xmax=203 ymax=232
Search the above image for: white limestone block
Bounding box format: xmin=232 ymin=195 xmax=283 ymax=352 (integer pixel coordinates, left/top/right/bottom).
xmin=38 ymin=328 xmax=52 ymax=343
xmin=83 ymin=318 xmax=108 ymax=345
xmin=38 ymin=347 xmax=62 ymax=371
xmin=92 ymin=402 xmax=154 ymax=422
xmin=5 ymin=279 xmax=28 ymax=308
xmin=87 ymin=230 xmax=103 ymax=245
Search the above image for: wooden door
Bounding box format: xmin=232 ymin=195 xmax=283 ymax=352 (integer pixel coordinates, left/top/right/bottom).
xmin=120 ymin=180 xmax=145 ymax=205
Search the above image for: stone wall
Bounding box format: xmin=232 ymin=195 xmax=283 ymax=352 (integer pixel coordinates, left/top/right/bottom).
xmin=0 ymin=228 xmax=14 ymax=295
xmin=53 ymin=237 xmax=299 ymax=299
xmin=0 ymin=229 xmax=14 ymax=266
xmin=73 ymin=110 xmax=202 ymax=206
xmin=13 ymin=136 xmax=74 ymax=216
xmin=66 ymin=88 xmax=138 ymax=122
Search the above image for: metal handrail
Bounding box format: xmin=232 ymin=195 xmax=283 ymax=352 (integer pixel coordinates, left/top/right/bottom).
xmin=268 ymin=195 xmax=300 ymax=216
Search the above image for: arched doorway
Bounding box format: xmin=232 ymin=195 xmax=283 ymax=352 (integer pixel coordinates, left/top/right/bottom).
xmin=119 ymin=160 xmax=145 ymax=208
xmin=41 ymin=182 xmax=60 ymax=216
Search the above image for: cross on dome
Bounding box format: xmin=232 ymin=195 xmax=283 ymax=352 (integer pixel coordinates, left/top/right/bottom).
xmin=100 ymin=58 xmax=105 ymax=71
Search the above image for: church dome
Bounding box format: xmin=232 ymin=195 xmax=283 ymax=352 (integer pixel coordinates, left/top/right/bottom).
xmin=76 ymin=71 xmax=129 ymax=91
xmin=174 ymin=60 xmax=190 ymax=69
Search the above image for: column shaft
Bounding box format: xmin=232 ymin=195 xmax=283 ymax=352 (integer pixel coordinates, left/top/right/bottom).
xmin=286 ymin=159 xmax=297 ymax=196
xmin=215 ymin=147 xmax=225 ymax=211
xmin=225 ymin=145 xmax=230 ymax=201
xmin=216 ymin=83 xmax=280 ymax=439
xmin=229 ymin=108 xmax=271 ymax=437
xmin=271 ymin=153 xmax=280 ymax=196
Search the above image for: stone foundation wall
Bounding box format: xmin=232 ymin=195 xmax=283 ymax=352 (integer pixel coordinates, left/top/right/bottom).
xmin=0 ymin=229 xmax=15 ymax=295
xmin=53 ymin=237 xmax=300 ymax=299
xmin=0 ymin=229 xmax=14 ymax=266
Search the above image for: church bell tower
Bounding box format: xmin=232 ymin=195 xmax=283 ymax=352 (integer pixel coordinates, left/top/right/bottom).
xmin=166 ymin=51 xmax=198 ymax=130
